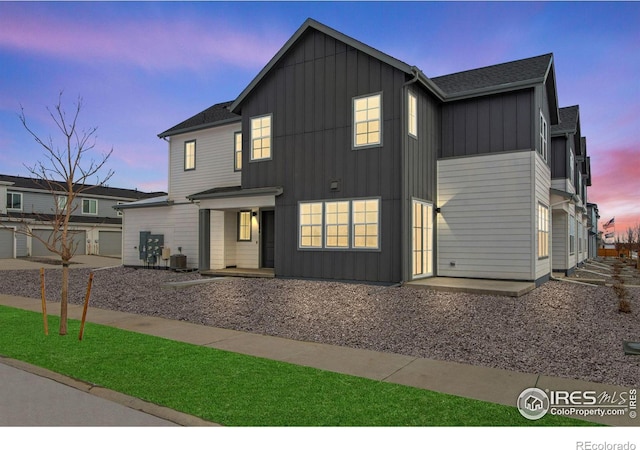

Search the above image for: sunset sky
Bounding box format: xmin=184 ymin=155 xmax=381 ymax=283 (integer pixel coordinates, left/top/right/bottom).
xmin=0 ymin=1 xmax=638 ymax=238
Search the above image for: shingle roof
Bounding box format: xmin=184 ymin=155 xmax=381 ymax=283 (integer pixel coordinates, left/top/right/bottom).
xmin=431 ymin=53 xmax=553 ymax=97
xmin=0 ymin=174 xmax=166 ymax=200
xmin=551 ymin=105 xmax=579 ymax=134
xmin=158 ymin=101 xmax=240 ymax=138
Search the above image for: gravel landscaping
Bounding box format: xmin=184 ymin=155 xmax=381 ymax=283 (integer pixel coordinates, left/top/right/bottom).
xmin=1 ymin=265 xmax=639 ymax=388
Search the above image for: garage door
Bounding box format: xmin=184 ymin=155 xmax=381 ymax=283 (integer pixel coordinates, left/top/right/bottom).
xmin=32 ymin=229 xmax=86 ymax=257
xmin=98 ymin=231 xmax=122 ymax=256
xmin=0 ymin=228 xmax=14 ymax=258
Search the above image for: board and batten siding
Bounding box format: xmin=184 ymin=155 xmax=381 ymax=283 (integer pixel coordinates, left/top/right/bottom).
xmin=437 ymin=151 xmax=536 ymax=280
xmin=168 ymin=122 xmax=241 ymax=202
xmin=121 ymin=203 xmax=199 ymax=268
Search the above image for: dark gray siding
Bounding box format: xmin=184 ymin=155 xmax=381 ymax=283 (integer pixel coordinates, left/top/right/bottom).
xmin=440 ymin=89 xmax=533 ymax=158
xmin=551 ymin=136 xmax=567 ymax=179
xmin=238 ymin=28 xmax=416 ymax=283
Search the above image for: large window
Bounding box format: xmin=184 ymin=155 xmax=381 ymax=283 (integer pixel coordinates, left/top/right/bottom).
xmin=353 ymin=93 xmax=382 ymax=148
xmin=299 ymin=198 xmax=380 ymax=250
xmin=325 ymin=201 xmax=350 ymax=248
xmin=251 ymin=115 xmax=272 ymax=161
xmin=412 ymin=199 xmax=433 ymax=277
xmin=537 ymin=203 xmax=549 ymax=259
xmin=82 ymin=198 xmax=98 ymax=215
xmin=184 ymin=140 xmax=196 ymax=170
xmin=539 ymin=111 xmax=548 ymax=161
xmin=6 ymin=192 xmax=22 ymax=210
xmin=234 ymin=132 xmax=242 ymax=171
xmin=408 ymin=91 xmax=417 ymax=138
xmin=569 ymin=215 xmax=576 ymax=255
xmin=237 ymin=211 xmax=251 ymax=241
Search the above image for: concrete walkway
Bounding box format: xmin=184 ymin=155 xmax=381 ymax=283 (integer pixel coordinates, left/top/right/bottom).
xmin=1 ymin=294 xmax=637 ymax=426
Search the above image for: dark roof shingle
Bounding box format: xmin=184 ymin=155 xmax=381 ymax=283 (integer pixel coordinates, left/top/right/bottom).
xmin=551 ymin=105 xmax=579 ymax=134
xmin=158 ymin=101 xmax=240 ymax=138
xmin=431 ymin=53 xmax=553 ymax=96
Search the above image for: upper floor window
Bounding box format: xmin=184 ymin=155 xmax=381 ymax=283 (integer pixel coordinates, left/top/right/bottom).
xmin=569 ymin=149 xmax=575 ymax=185
xmin=237 ymin=210 xmax=251 ymax=241
xmin=353 ymin=93 xmax=382 ymax=148
xmin=6 ymin=192 xmax=22 ymax=210
xmin=82 ymin=198 xmax=98 ymax=215
xmin=184 ymin=140 xmax=196 ymax=171
xmin=539 ymin=112 xmax=548 ymax=161
xmin=234 ymin=132 xmax=242 ymax=171
xmin=56 ymin=196 xmax=68 ymax=213
xmin=408 ymin=91 xmax=417 ymax=138
xmin=251 ymin=115 xmax=272 ymax=161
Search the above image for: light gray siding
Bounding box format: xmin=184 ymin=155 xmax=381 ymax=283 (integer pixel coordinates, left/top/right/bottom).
xmin=534 ymin=154 xmax=551 ymax=280
xmin=12 ymin=190 xmax=124 ymax=219
xmin=121 ymin=203 xmax=199 ymax=268
xmin=437 ymin=151 xmax=535 ymax=280
xmin=168 ymin=122 xmax=241 ymax=202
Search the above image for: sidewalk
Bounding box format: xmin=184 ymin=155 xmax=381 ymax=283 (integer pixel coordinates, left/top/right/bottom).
xmin=0 ymin=293 xmax=637 ymax=427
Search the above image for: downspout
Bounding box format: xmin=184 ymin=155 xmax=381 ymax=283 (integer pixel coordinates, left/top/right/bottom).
xmin=400 ymin=68 xmax=421 ymax=284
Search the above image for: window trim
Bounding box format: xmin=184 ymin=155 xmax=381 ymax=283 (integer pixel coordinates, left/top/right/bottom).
xmin=184 ymin=140 xmax=196 ymax=171
xmin=6 ymin=191 xmax=22 ymax=211
xmin=56 ymin=196 xmax=68 ymax=213
xmin=298 ymin=198 xmax=381 ymax=251
xmin=569 ymin=214 xmax=576 ymax=255
xmin=250 ymin=114 xmax=272 ymax=162
xmin=412 ymin=198 xmax=433 ymax=278
xmin=237 ymin=210 xmax=252 ymax=242
xmin=408 ymin=90 xmax=418 ymax=139
xmin=234 ymin=131 xmax=243 ymax=172
xmin=537 ymin=202 xmax=549 ymax=259
xmin=82 ymin=198 xmax=98 ymax=215
xmin=352 ymin=92 xmax=383 ymax=149
xmin=324 ymin=201 xmax=350 ymax=249
xmin=539 ymin=111 xmax=548 ymax=161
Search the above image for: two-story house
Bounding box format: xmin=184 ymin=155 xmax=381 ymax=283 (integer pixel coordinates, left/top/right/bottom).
xmin=121 ymin=18 xmax=596 ymax=286
xmin=550 ymin=107 xmax=592 ymax=274
xmin=0 ymin=174 xmax=163 ymax=259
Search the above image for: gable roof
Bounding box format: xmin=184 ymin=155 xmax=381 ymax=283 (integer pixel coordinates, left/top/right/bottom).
xmin=551 ymin=105 xmax=580 ymax=135
xmin=230 ymin=18 xmax=446 ymax=112
xmin=158 ymin=101 xmax=240 ymax=138
xmin=0 ymin=174 xmax=165 ymax=200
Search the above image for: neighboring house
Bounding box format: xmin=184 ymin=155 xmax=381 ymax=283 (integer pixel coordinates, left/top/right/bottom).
xmin=0 ymin=174 xmax=164 ymax=259
xmin=121 ymin=18 xmax=597 ymax=285
xmin=586 ymin=202 xmax=600 ymax=259
xmin=550 ymin=107 xmax=592 ymax=275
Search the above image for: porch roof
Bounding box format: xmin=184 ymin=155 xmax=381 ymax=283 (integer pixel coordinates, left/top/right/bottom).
xmin=187 ymin=186 xmax=283 ymax=201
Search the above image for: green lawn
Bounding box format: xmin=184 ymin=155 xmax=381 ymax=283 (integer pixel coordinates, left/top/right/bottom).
xmin=0 ymin=305 xmax=592 ymax=426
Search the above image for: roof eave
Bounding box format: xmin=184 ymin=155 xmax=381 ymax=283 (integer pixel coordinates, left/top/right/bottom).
xmin=442 ymin=77 xmax=545 ymax=102
xmin=158 ymin=116 xmax=241 ymax=139
xmin=188 ymin=186 xmax=284 ymax=201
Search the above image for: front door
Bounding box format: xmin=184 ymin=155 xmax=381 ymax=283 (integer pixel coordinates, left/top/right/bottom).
xmin=261 ymin=210 xmax=275 ymax=268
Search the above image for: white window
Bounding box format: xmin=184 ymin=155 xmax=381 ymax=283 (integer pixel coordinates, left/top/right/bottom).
xmin=234 ymin=132 xmax=242 ymax=171
xmin=184 ymin=140 xmax=196 ymax=170
xmin=82 ymin=198 xmax=98 ymax=215
xmin=569 ymin=149 xmax=575 ymax=185
xmin=412 ymin=199 xmax=433 ymax=277
xmin=352 ymin=199 xmax=379 ymax=249
xmin=237 ymin=211 xmax=251 ymax=241
xmin=538 ymin=203 xmax=549 ymax=259
xmin=56 ymin=196 xmax=68 ymax=213
xmin=569 ymin=215 xmax=576 ymax=255
xmin=325 ymin=201 xmax=350 ymax=248
xmin=298 ymin=198 xmax=381 ymax=250
xmin=6 ymin=192 xmax=22 ymax=210
xmin=539 ymin=111 xmax=548 ymax=161
xmin=353 ymin=93 xmax=382 ymax=148
xmin=299 ymin=202 xmax=323 ymax=248
xmin=251 ymin=115 xmax=272 ymax=161
xmin=408 ymin=91 xmax=417 ymax=138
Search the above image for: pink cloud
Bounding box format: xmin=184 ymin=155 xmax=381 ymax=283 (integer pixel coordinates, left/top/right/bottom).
xmin=0 ymin=7 xmax=286 ymax=73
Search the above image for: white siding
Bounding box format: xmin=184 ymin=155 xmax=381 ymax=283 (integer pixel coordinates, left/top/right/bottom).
xmin=534 ymin=154 xmax=551 ymax=280
xmin=437 ymin=151 xmax=534 ymax=280
xmin=121 ymin=203 xmax=200 ymax=268
xmin=223 ymin=212 xmax=237 ymax=267
xmin=168 ymin=122 xmax=241 ymax=201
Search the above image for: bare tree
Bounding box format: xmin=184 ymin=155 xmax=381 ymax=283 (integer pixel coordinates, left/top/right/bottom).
xmin=16 ymin=92 xmax=114 ymax=335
